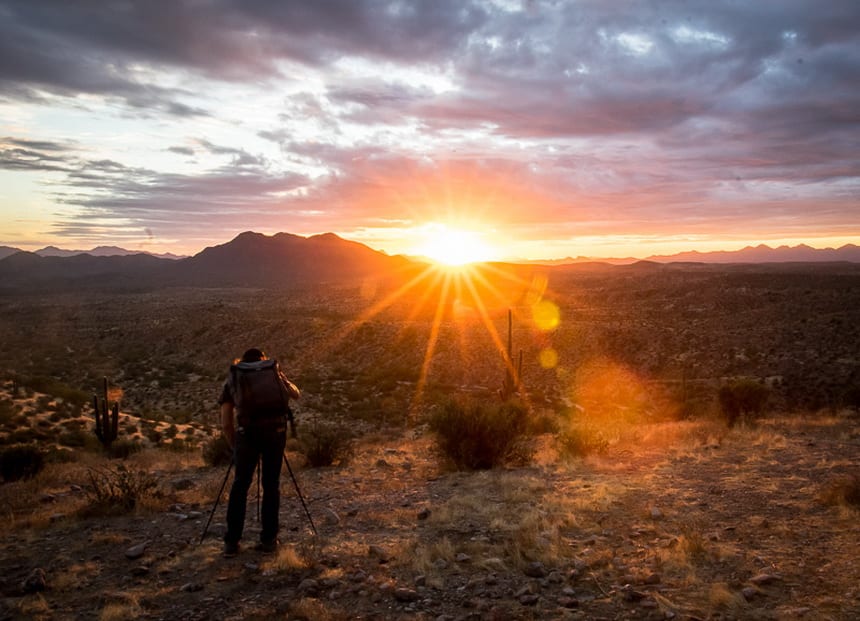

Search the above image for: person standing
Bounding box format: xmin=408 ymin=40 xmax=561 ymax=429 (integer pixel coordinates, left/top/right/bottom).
xmin=218 ymin=348 xmax=300 ymax=557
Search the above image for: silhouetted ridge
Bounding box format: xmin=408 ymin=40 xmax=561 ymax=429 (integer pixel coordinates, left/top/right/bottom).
xmin=171 ymin=231 xmax=407 ymax=287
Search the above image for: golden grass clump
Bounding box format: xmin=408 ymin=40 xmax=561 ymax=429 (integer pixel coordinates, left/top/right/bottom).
xmin=289 ymin=598 xmax=350 ymax=621
xmin=261 ymin=543 xmax=311 ymax=574
xmin=819 ymin=474 xmax=860 ymax=509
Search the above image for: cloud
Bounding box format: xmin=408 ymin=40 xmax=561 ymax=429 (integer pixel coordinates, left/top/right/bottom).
xmin=1 ymin=1 xmax=857 ymax=253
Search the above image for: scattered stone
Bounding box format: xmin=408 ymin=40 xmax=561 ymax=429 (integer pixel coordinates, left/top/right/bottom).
xmin=434 ymin=559 xmax=448 ymax=570
xmin=455 ymin=553 xmax=471 ymax=563
xmin=620 ymin=585 xmax=647 ymax=602
xmin=417 ymin=508 xmax=431 ymax=520
xmin=414 ymin=574 xmax=427 ymax=587
xmin=519 ymin=593 xmax=540 ymax=606
xmin=750 ymin=573 xmax=780 ymax=586
xmin=180 ymin=582 xmax=203 ymax=592
xmin=394 ymin=588 xmax=421 ymax=602
xmin=188 ymin=511 xmax=203 ymax=519
xmin=298 ymin=578 xmax=319 ymax=594
xmin=172 ymin=478 xmax=195 ymax=491
xmin=130 ymin=565 xmax=150 ymax=577
xmin=742 ymin=586 xmax=759 ymax=601
xmin=559 ymin=596 xmax=580 ymax=608
xmin=368 ymin=545 xmax=389 ymax=563
xmin=124 ymin=542 xmax=148 ymax=560
xmin=523 ymin=561 xmax=547 ymax=578
xmin=22 ymin=568 xmax=47 ymax=593
xmin=321 ymin=508 xmax=341 ymax=526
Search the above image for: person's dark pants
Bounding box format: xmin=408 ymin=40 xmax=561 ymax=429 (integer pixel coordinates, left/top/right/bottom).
xmin=224 ymin=423 xmax=287 ymax=545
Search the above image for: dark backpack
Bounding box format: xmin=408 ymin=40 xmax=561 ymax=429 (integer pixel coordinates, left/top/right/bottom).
xmin=230 ymin=359 xmax=290 ymax=423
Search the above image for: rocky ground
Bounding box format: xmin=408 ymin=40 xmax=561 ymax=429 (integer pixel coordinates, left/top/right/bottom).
xmin=1 ymin=413 xmax=858 ymax=620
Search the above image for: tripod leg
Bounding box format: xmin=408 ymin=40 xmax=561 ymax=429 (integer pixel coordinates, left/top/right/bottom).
xmin=256 ymin=456 xmax=262 ymax=523
xmin=282 ymin=452 xmax=317 ymax=536
xmin=200 ymin=459 xmax=233 ymax=544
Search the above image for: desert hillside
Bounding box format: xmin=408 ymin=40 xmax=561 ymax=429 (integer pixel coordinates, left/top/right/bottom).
xmin=0 ymin=262 xmax=858 ymax=619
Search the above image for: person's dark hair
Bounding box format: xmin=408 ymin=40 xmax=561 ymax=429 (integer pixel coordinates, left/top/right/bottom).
xmin=241 ymin=348 xmax=266 ymax=362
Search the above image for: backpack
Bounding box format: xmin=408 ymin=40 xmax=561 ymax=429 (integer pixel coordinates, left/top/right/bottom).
xmin=230 ymin=359 xmax=294 ymax=424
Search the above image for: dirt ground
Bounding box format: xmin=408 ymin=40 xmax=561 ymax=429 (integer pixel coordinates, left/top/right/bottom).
xmin=1 ymin=414 xmax=858 ymax=621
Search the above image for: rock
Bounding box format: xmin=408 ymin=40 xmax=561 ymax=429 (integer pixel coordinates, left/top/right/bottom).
xmin=321 ymin=508 xmax=341 ymax=526
xmin=414 ymin=575 xmax=427 ymax=587
xmin=650 ymin=506 xmax=663 ymax=520
xmin=519 ymin=593 xmax=540 ymax=606
xmin=22 ymin=568 xmax=47 ymax=593
xmin=742 ymin=586 xmax=759 ymax=600
xmin=750 ymin=573 xmax=780 ymax=585
xmin=523 ymin=561 xmax=547 ymax=578
xmin=130 ymin=565 xmax=150 ymax=577
xmin=125 ymin=542 xmax=148 ymax=560
xmin=394 ymin=588 xmax=421 ymax=602
xmin=559 ymin=596 xmax=579 ymax=608
xmin=455 ymin=553 xmax=471 ymax=563
xmin=417 ymin=508 xmax=431 ymax=520
xmin=620 ymin=585 xmax=647 ymax=602
xmin=172 ymin=478 xmax=195 ymax=491
xmin=368 ymin=545 xmax=389 ymax=563
xmin=298 ymin=578 xmax=319 ymax=593
xmin=375 ymin=458 xmax=390 ymax=468
xmin=180 ymin=582 xmax=203 ymax=592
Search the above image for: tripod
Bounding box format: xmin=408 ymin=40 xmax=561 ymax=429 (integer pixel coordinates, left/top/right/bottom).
xmin=199 ymin=449 xmax=317 ymax=544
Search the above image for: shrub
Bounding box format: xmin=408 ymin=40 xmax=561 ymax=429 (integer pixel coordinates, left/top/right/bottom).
xmin=820 ymin=474 xmax=860 ymax=508
xmin=202 ymin=435 xmax=232 ymax=467
xmin=0 ymin=444 xmax=45 ymax=482
xmin=718 ymin=379 xmax=769 ymax=427
xmin=108 ymin=438 xmax=143 ymax=460
xmin=82 ymin=464 xmax=159 ymax=515
xmin=556 ymin=424 xmax=610 ymax=458
xmin=59 ymin=429 xmax=91 ymax=448
xmin=301 ymin=421 xmax=353 ymax=468
xmin=428 ymin=398 xmax=530 ymax=470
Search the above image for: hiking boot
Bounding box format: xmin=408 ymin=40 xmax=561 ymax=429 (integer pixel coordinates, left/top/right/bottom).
xmin=254 ymin=539 xmax=278 ymax=554
xmin=223 ymin=541 xmax=240 ymax=558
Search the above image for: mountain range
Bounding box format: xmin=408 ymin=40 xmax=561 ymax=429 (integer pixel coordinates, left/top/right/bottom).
xmin=0 ymin=234 xmax=858 ymax=292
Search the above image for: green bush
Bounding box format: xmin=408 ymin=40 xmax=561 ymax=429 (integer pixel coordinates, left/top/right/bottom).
xmin=202 ymin=435 xmax=232 ymax=467
xmin=718 ymin=379 xmax=770 ymax=427
xmin=0 ymin=444 xmax=45 ymax=482
xmin=428 ymin=398 xmax=531 ymax=470
xmin=300 ymin=421 xmax=353 ymax=468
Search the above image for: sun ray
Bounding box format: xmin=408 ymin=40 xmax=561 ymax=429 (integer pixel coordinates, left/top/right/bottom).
xmin=410 ymin=271 xmax=453 ymax=418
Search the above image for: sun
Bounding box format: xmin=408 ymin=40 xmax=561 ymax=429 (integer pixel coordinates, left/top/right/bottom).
xmin=414 ymin=223 xmax=499 ymax=266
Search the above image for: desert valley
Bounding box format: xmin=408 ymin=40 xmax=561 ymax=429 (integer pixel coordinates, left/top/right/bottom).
xmin=0 ymin=232 xmax=858 ymax=620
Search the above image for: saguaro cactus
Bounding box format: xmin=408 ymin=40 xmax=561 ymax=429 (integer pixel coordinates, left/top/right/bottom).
xmin=93 ymin=377 xmax=119 ymax=449
xmin=500 ymin=309 xmax=523 ymax=401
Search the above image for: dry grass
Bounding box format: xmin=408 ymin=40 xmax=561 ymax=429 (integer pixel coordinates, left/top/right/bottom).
xmin=289 ymin=598 xmax=349 ymax=621
xmin=261 ymin=543 xmax=311 ymax=574
xmin=819 ymin=474 xmax=860 ymax=509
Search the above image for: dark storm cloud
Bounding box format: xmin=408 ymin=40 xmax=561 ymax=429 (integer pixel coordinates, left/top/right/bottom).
xmin=2 ymin=1 xmax=858 ymax=249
